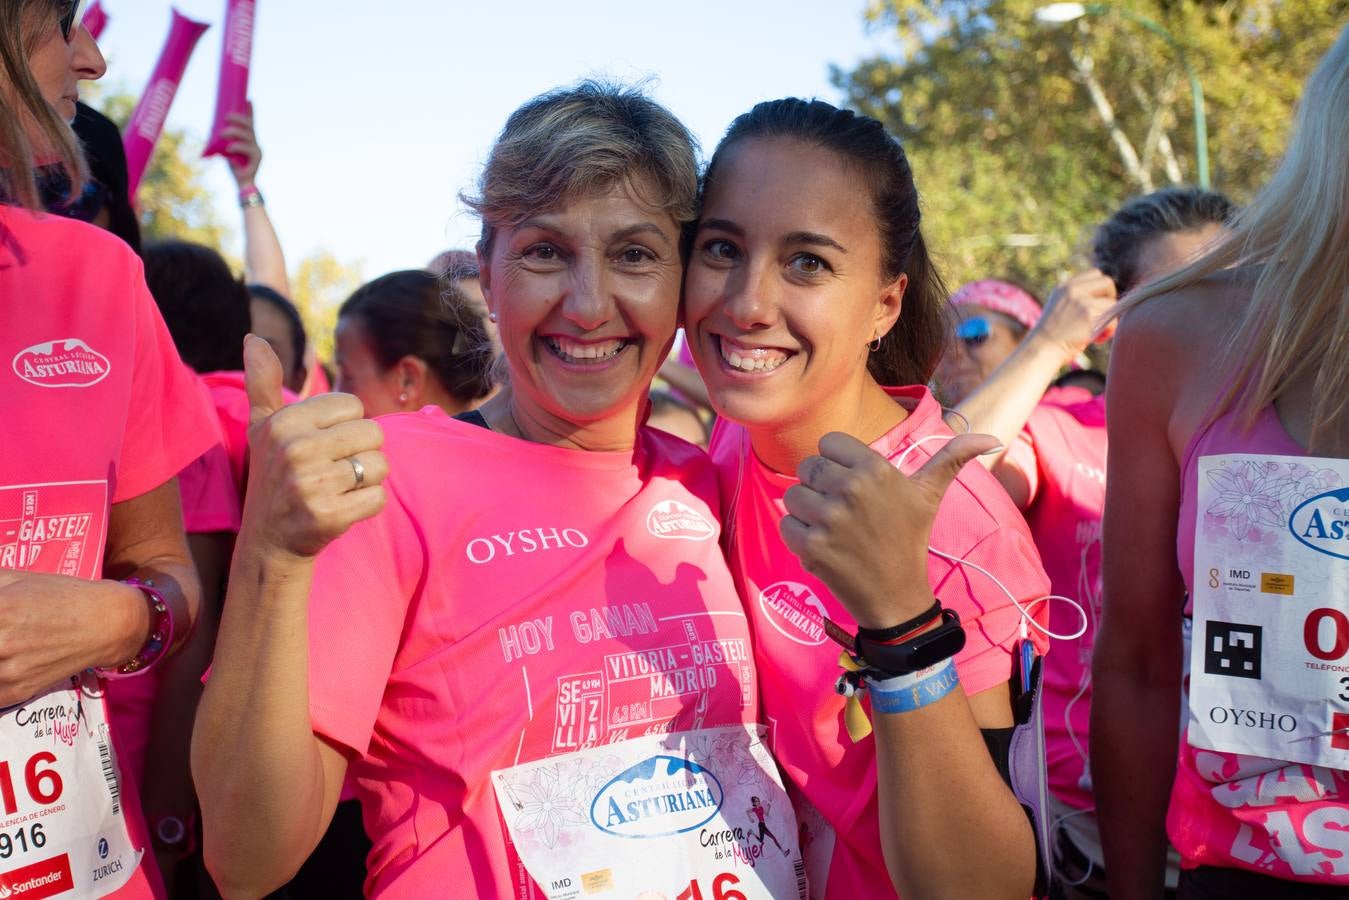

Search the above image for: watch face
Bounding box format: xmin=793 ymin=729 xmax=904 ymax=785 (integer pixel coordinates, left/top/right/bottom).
xmin=909 ymin=624 xmax=967 ymax=670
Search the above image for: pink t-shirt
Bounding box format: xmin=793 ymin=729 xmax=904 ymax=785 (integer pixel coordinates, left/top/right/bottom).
xmin=110 ymin=371 xmax=242 ymax=787
xmin=0 ymin=206 xmax=218 ymax=898
xmin=176 ymin=371 xmax=241 ymax=535
xmin=1169 ymin=402 xmax=1349 ymax=883
xmin=307 ymin=410 xmax=764 ymax=897
xmin=1002 ymin=387 xmax=1107 ymax=811
xmin=199 ymin=370 xmax=297 ymax=495
xmin=709 ymin=386 xmax=1052 ymax=900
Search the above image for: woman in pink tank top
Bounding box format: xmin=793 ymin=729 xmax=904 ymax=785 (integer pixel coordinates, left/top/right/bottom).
xmin=949 ymin=188 xmax=1232 ymax=900
xmin=1092 ymin=27 xmax=1349 ymax=900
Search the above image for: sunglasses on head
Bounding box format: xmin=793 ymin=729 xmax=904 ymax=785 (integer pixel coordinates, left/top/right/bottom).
xmin=58 ymin=0 xmax=90 ymax=42
xmin=956 ymin=316 xmax=992 ymax=348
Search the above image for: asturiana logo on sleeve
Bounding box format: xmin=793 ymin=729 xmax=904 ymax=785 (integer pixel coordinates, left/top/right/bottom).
xmin=757 ymin=581 xmax=828 ymax=646
xmin=646 ymin=500 xmax=716 ymax=541
xmin=1290 ymin=487 xmax=1349 ymax=561
xmin=12 ymin=339 xmax=110 ymax=388
xmin=590 ymin=755 xmax=724 ymax=838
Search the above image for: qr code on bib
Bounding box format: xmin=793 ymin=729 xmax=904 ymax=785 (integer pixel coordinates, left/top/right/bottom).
xmin=1203 ymin=621 xmax=1263 ymax=680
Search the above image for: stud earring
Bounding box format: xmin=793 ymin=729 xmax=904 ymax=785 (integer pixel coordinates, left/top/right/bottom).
xmin=488 ymin=312 xmax=498 ymax=323
xmin=399 ymin=392 xmax=409 ymax=404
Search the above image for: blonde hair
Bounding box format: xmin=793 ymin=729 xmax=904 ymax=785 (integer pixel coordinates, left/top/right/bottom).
xmin=0 ymin=0 xmax=87 ymax=210
xmin=462 ymin=80 xmax=699 ymax=255
xmin=1118 ymin=25 xmax=1349 ymax=445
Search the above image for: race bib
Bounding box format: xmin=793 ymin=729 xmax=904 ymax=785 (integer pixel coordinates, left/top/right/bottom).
xmin=1188 ymin=453 xmax=1349 ymax=767
xmin=0 ymin=674 xmax=139 ymax=898
xmin=493 ymin=725 xmax=807 ymax=900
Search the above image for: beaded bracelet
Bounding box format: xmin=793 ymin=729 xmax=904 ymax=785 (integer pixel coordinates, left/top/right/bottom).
xmin=96 ymin=578 xmax=174 ymax=680
xmin=866 ymin=658 xmax=960 ymax=714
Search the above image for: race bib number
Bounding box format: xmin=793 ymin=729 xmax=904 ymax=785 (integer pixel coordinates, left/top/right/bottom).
xmin=493 ymin=725 xmax=807 ymax=900
xmin=0 ymin=674 xmax=139 ymax=898
xmin=1188 ymin=453 xmax=1349 ymax=767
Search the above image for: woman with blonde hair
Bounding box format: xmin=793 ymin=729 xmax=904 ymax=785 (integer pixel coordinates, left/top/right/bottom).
xmin=0 ymin=1 xmax=217 ymax=894
xmin=1092 ymin=26 xmax=1349 ymax=900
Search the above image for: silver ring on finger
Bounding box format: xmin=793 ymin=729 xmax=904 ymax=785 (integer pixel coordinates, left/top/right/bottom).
xmin=348 ymin=456 xmax=365 ymax=490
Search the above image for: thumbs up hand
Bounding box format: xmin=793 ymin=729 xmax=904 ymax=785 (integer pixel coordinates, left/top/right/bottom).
xmin=242 ymin=335 xmax=387 ymax=559
xmin=781 ymin=431 xmax=1001 ymax=630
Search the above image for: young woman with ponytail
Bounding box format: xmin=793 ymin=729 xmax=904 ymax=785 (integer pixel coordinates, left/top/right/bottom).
xmin=683 ymin=98 xmax=1052 ymax=900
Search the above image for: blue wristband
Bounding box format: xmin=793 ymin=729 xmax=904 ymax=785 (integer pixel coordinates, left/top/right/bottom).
xmin=867 ymin=659 xmax=960 ymax=714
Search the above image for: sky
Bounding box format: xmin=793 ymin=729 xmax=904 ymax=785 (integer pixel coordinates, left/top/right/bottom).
xmin=92 ymin=0 xmax=898 ymax=287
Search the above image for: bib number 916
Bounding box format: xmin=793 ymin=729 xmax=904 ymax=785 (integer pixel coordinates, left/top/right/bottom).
xmin=0 ymin=752 xmax=63 ymax=816
xmin=0 ymin=822 xmax=47 ymax=858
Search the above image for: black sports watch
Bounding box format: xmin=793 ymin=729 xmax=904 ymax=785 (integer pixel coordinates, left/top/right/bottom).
xmin=855 ymin=608 xmax=967 ymax=677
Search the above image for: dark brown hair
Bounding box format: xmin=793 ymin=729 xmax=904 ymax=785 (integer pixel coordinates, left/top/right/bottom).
xmin=701 ymin=98 xmax=948 ymax=387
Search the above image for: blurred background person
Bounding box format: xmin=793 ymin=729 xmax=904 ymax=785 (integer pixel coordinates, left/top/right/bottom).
xmin=333 ymin=269 xmax=493 ymax=418
xmin=949 ymin=185 xmax=1233 ymax=900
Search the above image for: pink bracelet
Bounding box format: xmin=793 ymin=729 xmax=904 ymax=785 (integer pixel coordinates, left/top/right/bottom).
xmin=97 ymin=578 xmax=174 ymax=680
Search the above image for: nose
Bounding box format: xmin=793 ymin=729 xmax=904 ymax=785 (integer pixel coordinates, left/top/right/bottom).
xmin=560 ymin=254 xmax=615 ymax=332
xmin=720 ymin=259 xmax=779 ymax=332
xmin=73 ymin=25 xmax=107 ymax=81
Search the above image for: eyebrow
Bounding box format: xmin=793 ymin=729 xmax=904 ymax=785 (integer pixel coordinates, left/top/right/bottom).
xmin=515 ymin=218 xmax=673 ymax=247
xmin=699 ymin=219 xmax=847 ymax=254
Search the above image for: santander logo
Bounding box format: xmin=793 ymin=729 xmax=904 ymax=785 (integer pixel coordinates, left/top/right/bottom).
xmin=646 ymin=500 xmax=715 ymax=541
xmin=12 ymin=339 xmax=110 ymax=388
xmin=757 ymin=580 xmax=829 ymax=646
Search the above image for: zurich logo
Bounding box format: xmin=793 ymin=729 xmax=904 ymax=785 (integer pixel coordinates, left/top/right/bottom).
xmin=1289 ymin=487 xmax=1349 ymax=560
xmin=98 ymin=837 xmax=109 ymax=859
xmin=589 ymin=755 xmax=724 ymax=839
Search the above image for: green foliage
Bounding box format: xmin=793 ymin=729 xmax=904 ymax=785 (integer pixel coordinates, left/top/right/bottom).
xmin=96 ymin=91 xmax=229 ymax=249
xmin=290 ymin=249 xmax=364 ymax=362
xmin=835 ymin=0 xmax=1344 ymax=292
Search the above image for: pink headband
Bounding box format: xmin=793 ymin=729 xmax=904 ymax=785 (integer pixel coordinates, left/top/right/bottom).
xmin=949 ymin=279 xmax=1042 ymax=331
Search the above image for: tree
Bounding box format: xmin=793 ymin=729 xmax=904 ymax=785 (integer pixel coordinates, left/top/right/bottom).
xmin=96 ymin=91 xmax=229 ymax=248
xmin=834 ymin=0 xmax=1343 ymax=290
xmin=289 ymin=249 xmax=364 ymax=361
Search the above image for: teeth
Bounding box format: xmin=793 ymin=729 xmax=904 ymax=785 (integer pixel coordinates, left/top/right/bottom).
xmin=546 ymin=336 xmax=625 ymax=362
xmin=720 ymin=339 xmax=788 ymax=373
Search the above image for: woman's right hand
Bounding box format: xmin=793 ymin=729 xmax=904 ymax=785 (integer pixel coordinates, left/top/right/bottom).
xmin=1032 ymin=268 xmax=1118 ymax=359
xmin=243 ymin=335 xmax=388 ymax=558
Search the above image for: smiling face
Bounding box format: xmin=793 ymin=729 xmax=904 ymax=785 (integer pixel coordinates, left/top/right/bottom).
xmin=479 ymin=179 xmax=683 ymax=432
xmin=25 ymin=5 xmax=105 ymax=125
xmin=683 ymin=138 xmax=903 ymax=433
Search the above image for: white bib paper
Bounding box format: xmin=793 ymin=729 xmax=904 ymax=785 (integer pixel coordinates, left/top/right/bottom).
xmin=493 ymin=725 xmax=807 ymax=900
xmin=1188 ymin=453 xmax=1349 ymax=767
xmin=0 ymin=673 xmax=139 ymax=898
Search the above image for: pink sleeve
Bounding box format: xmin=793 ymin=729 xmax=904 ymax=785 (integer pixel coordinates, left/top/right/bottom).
xmin=1001 ymin=427 xmax=1040 ymax=509
xmin=114 ymin=267 xmax=219 ymax=503
xmin=308 ymin=482 xmax=425 ymax=757
xmin=177 ymin=444 xmax=242 ymax=534
xmin=936 ymin=526 xmax=1052 ymax=697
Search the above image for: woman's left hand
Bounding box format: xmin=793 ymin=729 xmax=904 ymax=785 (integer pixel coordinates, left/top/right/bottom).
xmin=0 ymin=570 xmax=142 ymax=705
xmin=781 ymin=431 xmax=1000 ymax=630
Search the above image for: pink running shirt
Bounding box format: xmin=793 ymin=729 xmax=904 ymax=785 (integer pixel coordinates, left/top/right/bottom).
xmin=110 ymin=370 xmax=242 ymax=786
xmin=0 ymin=206 xmax=219 ymax=898
xmin=709 ymin=385 xmax=1052 ymax=900
xmin=1002 ymin=387 xmax=1107 ymax=811
xmin=307 ymin=410 xmax=766 ymax=898
xmin=1169 ymin=402 xmax=1349 ymax=884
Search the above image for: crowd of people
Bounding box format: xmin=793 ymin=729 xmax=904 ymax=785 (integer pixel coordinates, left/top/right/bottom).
xmin=2 ymin=3 xmax=1348 ymax=899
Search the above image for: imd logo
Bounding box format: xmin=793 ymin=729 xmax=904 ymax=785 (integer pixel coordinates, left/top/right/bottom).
xmin=1290 ymin=488 xmax=1349 ymax=561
